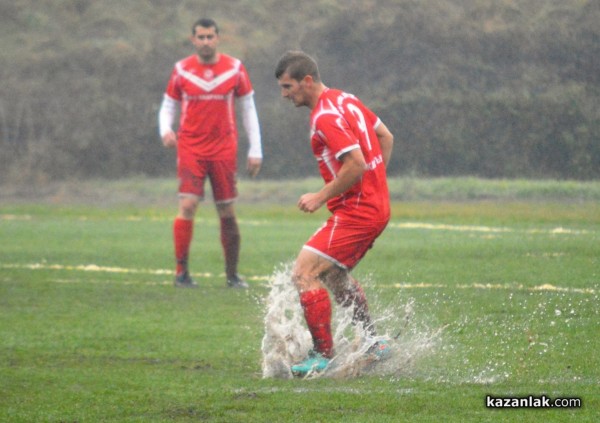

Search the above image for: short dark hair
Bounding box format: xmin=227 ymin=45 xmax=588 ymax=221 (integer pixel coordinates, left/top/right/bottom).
xmin=192 ymin=18 xmax=219 ymax=35
xmin=275 ymin=50 xmax=321 ymax=82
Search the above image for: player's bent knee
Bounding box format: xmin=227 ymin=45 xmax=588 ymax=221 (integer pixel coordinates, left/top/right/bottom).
xmin=291 ymin=272 xmax=322 ymax=293
xmin=293 ymin=248 xmax=338 ymax=291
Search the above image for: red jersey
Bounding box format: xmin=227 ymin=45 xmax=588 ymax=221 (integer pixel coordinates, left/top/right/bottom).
xmin=310 ymin=88 xmax=390 ymax=222
xmin=165 ymin=53 xmax=254 ymax=160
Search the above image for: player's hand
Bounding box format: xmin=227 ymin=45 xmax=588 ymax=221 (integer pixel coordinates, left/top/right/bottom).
xmin=247 ymin=157 xmax=262 ymax=178
xmin=298 ymin=192 xmax=325 ymax=213
xmin=161 ymin=131 xmax=177 ymax=148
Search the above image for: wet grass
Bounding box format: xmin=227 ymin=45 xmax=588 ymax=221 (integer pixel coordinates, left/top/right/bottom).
xmin=1 ymin=178 xmax=599 ymax=421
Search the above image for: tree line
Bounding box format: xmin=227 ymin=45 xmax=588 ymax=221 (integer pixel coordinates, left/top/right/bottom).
xmin=0 ymin=0 xmax=598 ymax=183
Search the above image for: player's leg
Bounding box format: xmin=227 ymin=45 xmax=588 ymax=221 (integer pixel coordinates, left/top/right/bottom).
xmin=216 ymin=202 xmax=247 ymax=288
xmin=324 ymin=268 xmax=391 ymax=360
xmin=173 ymin=157 xmax=206 ymax=288
xmin=290 ymin=248 xmax=337 ymax=375
xmin=293 ymin=248 xmax=337 ymax=357
xmin=292 ymin=214 xmax=355 ymax=368
xmin=173 ymin=195 xmax=200 ymax=287
xmin=325 ymin=269 xmax=376 ymax=337
xmin=210 ymin=160 xmax=247 ymax=288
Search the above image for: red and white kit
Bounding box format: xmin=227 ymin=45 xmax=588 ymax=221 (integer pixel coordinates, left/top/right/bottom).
xmin=305 ymin=88 xmax=391 ymax=269
xmin=164 ymin=53 xmax=255 ymax=160
xmin=161 ymin=53 xmax=258 ymax=200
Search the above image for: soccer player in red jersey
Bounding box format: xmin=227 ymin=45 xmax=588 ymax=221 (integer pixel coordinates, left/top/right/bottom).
xmin=159 ymin=18 xmax=262 ymax=288
xmin=275 ymin=51 xmax=395 ymax=376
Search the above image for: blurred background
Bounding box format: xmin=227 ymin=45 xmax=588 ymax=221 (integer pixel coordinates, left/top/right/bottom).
xmin=0 ymin=0 xmax=598 ymax=185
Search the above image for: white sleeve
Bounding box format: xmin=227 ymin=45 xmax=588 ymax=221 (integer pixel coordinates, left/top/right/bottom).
xmin=158 ymin=94 xmax=180 ymax=137
xmin=239 ymin=93 xmax=263 ymax=159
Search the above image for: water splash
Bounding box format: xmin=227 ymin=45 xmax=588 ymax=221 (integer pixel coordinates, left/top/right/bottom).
xmin=261 ymin=263 xmax=442 ymax=379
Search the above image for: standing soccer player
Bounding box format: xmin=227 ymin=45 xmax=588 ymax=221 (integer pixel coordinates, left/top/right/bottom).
xmin=274 ymin=51 xmax=394 ymax=376
xmin=159 ymin=18 xmax=263 ymax=289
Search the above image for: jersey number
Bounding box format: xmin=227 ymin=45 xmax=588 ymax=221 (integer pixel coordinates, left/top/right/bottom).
xmin=347 ymin=103 xmax=373 ymax=151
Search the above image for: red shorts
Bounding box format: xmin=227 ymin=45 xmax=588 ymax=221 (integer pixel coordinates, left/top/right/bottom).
xmin=304 ymin=213 xmax=388 ymax=270
xmin=177 ymin=156 xmax=238 ymax=203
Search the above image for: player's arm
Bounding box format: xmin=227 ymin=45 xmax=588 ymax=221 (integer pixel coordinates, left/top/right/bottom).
xmin=239 ymin=93 xmax=263 ymax=177
xmin=375 ymin=121 xmax=394 ymax=167
xmin=298 ymin=148 xmax=366 ymax=213
xmin=158 ymin=94 xmax=180 ymax=148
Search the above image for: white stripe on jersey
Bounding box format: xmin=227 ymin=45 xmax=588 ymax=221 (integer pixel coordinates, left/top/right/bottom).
xmin=334 ymin=144 xmax=360 ymax=161
xmin=175 ymin=60 xmax=241 ymax=92
xmin=317 ymin=142 xmax=337 ymax=179
xmin=327 ymin=215 xmax=339 ymax=249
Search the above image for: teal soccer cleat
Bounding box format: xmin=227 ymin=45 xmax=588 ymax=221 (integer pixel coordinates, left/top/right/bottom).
xmin=367 ymin=340 xmax=392 ymax=360
xmin=291 ymin=351 xmax=330 ymax=377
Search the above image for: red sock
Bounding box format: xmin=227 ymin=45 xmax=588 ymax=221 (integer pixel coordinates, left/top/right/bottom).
xmin=220 ymin=217 xmax=240 ymax=278
xmin=300 ymin=289 xmax=333 ymax=358
xmin=173 ymin=218 xmax=193 ymax=275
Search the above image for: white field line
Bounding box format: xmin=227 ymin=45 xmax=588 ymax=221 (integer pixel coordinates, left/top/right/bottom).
xmin=2 ymin=213 xmax=594 ymax=235
xmin=0 ymin=262 xmax=270 ymax=281
xmin=1 ymin=262 xmax=174 ymax=275
xmin=0 ymin=214 xmax=33 ymax=220
xmin=1 ymin=263 xmax=594 ymax=294
xmin=385 ymin=282 xmax=596 ymax=295
xmin=388 ymin=222 xmax=594 ymax=235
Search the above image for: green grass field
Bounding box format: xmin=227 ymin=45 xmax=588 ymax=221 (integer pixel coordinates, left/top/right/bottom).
xmin=1 ymin=178 xmax=599 ymax=422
